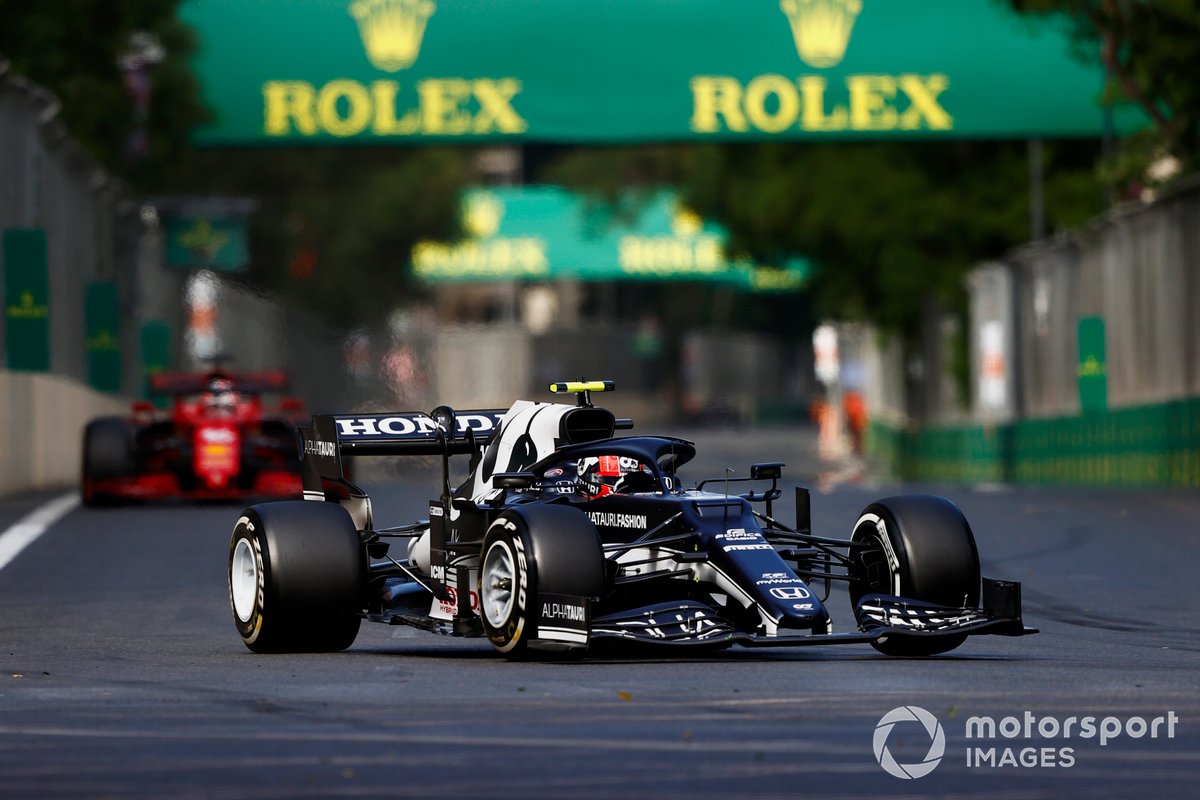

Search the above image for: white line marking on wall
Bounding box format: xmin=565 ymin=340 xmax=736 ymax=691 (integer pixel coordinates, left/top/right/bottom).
xmin=0 ymin=493 xmax=80 ymax=573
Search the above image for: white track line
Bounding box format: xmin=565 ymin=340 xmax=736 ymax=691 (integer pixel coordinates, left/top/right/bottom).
xmin=0 ymin=492 xmax=80 ymax=573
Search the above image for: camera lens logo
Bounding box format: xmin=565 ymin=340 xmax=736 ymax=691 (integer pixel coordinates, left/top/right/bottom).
xmin=873 ymin=706 xmax=946 ymax=779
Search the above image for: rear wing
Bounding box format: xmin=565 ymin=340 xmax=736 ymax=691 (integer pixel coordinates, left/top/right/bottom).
xmin=297 ymin=409 xmax=507 ymax=482
xmin=149 ymin=370 xmax=290 ymax=395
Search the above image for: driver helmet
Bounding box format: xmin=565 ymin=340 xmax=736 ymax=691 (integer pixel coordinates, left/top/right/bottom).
xmin=205 ymin=379 xmax=237 ymax=412
xmin=577 ymin=454 xmax=650 ymax=498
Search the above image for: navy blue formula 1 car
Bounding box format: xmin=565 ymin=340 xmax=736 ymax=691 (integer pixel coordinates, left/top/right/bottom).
xmin=227 ymin=382 xmax=1036 ymax=658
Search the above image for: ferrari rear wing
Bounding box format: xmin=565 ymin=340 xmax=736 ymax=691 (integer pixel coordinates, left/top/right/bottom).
xmin=297 ymin=409 xmax=507 ymax=481
xmin=149 ymin=370 xmax=291 ymax=395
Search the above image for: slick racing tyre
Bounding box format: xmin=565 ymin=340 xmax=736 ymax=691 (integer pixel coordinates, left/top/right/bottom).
xmin=81 ymin=417 xmax=134 ymax=507
xmin=479 ymin=505 xmax=605 ymax=658
xmin=849 ymin=495 xmax=981 ymax=657
xmin=229 ymin=501 xmax=366 ymax=653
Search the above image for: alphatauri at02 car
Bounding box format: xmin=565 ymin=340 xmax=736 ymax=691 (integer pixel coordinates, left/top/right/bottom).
xmin=227 ymin=382 xmax=1036 ymax=657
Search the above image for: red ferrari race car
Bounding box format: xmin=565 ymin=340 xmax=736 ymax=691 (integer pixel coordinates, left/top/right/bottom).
xmin=80 ymin=368 xmax=306 ymax=506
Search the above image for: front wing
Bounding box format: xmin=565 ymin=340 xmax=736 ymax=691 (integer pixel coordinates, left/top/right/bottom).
xmin=558 ymin=577 xmax=1037 ymax=649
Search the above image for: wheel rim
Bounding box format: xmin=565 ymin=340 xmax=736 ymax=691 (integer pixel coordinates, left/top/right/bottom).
xmin=852 ymin=514 xmax=902 ymax=598
xmin=481 ymin=540 xmax=516 ymax=628
xmin=857 ymin=535 xmax=893 ymax=593
xmin=231 ymin=537 xmax=259 ymax=623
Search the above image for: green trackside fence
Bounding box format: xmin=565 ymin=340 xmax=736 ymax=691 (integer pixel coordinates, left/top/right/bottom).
xmin=869 ymin=397 xmax=1200 ymax=488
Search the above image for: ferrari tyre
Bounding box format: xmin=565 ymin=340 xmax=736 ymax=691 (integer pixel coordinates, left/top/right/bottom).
xmin=479 ymin=505 xmax=605 ymax=658
xmin=228 ymin=501 xmax=366 ymax=653
xmin=81 ymin=417 xmax=134 ymax=507
xmin=849 ymin=495 xmax=981 ymax=657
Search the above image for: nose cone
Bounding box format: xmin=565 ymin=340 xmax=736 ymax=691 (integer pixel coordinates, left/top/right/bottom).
xmin=709 ymin=528 xmax=830 ymax=632
xmin=768 ymin=583 xmax=830 ymax=632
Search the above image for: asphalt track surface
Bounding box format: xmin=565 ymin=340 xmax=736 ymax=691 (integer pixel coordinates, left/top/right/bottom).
xmin=1 ymin=424 xmax=1197 ymax=798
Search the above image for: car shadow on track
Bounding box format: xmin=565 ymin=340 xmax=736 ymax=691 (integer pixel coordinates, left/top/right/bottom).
xmin=345 ymin=639 xmax=1028 ymax=665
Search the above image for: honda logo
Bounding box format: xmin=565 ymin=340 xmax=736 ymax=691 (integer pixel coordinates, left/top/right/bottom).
xmin=769 ymin=586 xmax=812 ymax=600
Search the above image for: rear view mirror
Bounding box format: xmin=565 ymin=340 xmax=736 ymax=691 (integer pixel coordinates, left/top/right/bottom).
xmin=751 ymin=462 xmax=783 ymax=481
xmin=493 ymin=472 xmax=534 ymax=490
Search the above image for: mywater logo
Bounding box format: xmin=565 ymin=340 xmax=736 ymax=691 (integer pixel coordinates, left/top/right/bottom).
xmin=873 ymin=706 xmax=946 ymax=779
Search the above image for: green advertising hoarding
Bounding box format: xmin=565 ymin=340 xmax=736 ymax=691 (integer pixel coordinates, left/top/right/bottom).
xmin=1078 ymin=315 xmax=1107 ymax=414
xmin=155 ymin=196 xmax=256 ymax=272
xmin=3 ymin=229 xmax=51 ymax=371
xmin=412 ymin=186 xmax=810 ymax=291
xmin=181 ymin=0 xmax=1141 ymax=145
xmin=85 ymin=281 xmax=122 ymax=392
xmin=140 ymin=321 xmax=172 ymax=405
xmin=162 ymin=213 xmax=250 ymax=272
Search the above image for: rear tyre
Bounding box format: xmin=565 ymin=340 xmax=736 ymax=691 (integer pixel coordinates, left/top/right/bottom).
xmin=228 ymin=501 xmax=366 ymax=653
xmin=479 ymin=505 xmax=605 ymax=658
xmin=849 ymin=495 xmax=981 ymax=657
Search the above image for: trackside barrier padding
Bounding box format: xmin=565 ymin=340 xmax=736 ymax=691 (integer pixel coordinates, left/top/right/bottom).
xmin=869 ymin=397 xmax=1200 ymax=487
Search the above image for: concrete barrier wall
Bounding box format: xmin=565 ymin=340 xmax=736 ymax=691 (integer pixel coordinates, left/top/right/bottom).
xmin=0 ymin=370 xmax=127 ymax=497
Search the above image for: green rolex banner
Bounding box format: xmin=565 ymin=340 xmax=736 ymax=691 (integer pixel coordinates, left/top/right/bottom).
xmin=412 ymin=186 xmax=811 ymax=291
xmin=3 ymin=229 xmax=51 ymax=372
xmin=85 ymin=281 xmax=123 ymax=392
xmin=162 ymin=213 xmax=250 ymax=272
xmin=182 ymin=0 xmax=1144 ymax=145
xmin=1077 ymin=316 xmax=1107 ymax=414
xmin=156 ymin=196 xmax=256 ymax=272
xmin=140 ymin=320 xmax=172 ymax=405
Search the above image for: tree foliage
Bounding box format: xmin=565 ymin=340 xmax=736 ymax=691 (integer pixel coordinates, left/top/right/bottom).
xmin=0 ymin=0 xmax=210 ymax=192
xmin=540 ymin=140 xmax=1103 ymax=339
xmin=1010 ymin=0 xmax=1200 ymax=185
xmin=178 ymin=147 xmax=476 ymax=328
xmin=0 ymin=2 xmax=477 ymax=327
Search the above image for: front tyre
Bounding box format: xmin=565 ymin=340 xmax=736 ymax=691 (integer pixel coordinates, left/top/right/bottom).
xmin=479 ymin=506 xmax=605 ymax=658
xmin=849 ymin=495 xmax=981 ymax=657
xmin=479 ymin=516 xmax=534 ymax=656
xmin=229 ymin=501 xmax=366 ymax=653
xmin=81 ymin=417 xmax=134 ymax=507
